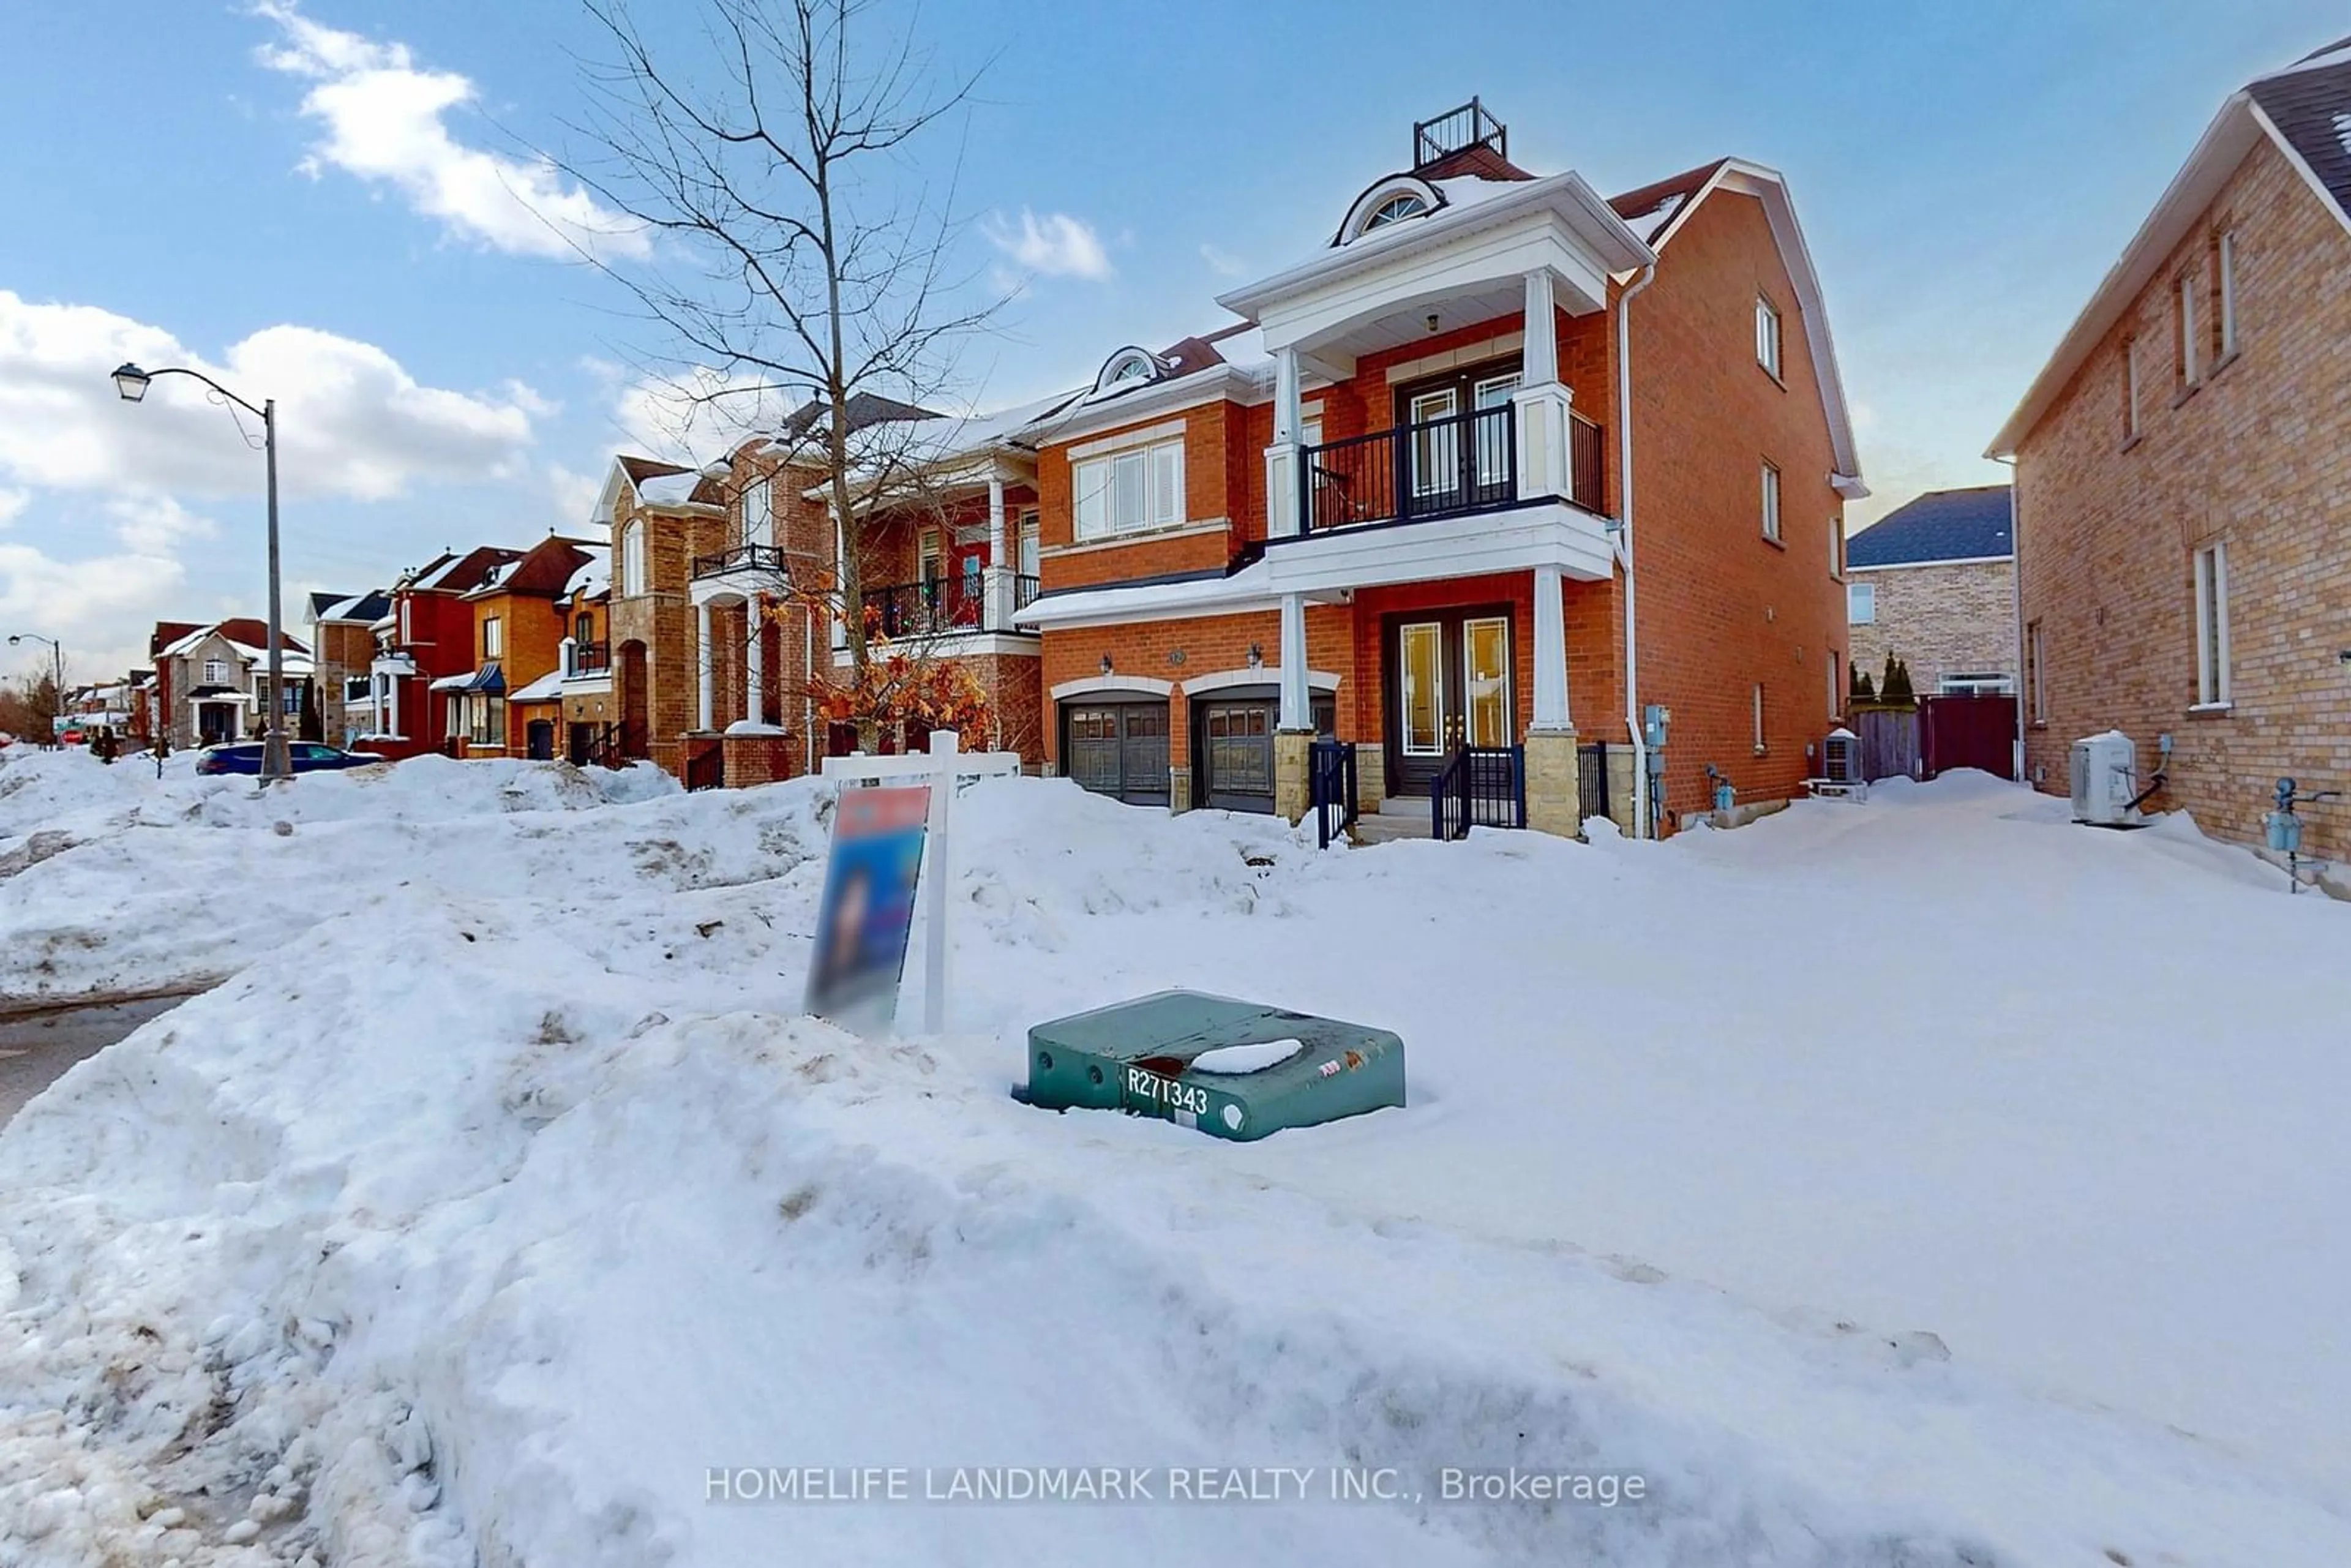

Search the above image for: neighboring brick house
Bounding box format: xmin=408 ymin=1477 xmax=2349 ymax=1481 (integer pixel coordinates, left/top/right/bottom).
xmin=308 ymin=590 xmax=391 ymax=746
xmin=1013 ymin=102 xmax=1865 ymax=835
xmin=437 ymin=535 xmax=601 ymax=760
xmin=149 ymin=619 xmax=313 ymax=749
xmin=1989 ymin=39 xmax=2351 ymax=863
xmin=359 ymin=546 xmax=523 ymax=760
xmin=599 ymin=398 xmax=1050 ymax=788
xmin=1844 ymin=486 xmax=2016 ymax=697
xmin=552 ymin=549 xmax=617 ymax=764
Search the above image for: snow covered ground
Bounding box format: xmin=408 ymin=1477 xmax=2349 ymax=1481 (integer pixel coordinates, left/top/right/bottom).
xmin=1 ymin=745 xmax=2346 ymax=1566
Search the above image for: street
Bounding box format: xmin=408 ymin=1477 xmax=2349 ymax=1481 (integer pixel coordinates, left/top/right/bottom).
xmin=0 ymin=997 xmax=181 ymax=1126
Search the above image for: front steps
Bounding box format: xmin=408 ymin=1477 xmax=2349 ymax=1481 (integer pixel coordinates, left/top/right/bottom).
xmin=1349 ymin=808 xmax=1432 ymax=844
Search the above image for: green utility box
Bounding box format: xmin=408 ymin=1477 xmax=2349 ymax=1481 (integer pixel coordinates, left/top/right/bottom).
xmin=1019 ymin=989 xmax=1405 ymax=1142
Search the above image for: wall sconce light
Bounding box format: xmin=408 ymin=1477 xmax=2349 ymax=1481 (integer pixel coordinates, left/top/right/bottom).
xmin=1425 ymin=312 xmax=1441 ymax=334
xmin=1100 ymin=653 xmax=1114 ymax=677
xmin=1247 ymin=642 xmax=1264 ymax=669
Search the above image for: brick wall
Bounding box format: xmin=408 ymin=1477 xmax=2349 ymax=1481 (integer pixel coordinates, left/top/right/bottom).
xmin=1847 ymin=558 xmax=2017 ymax=696
xmin=1621 ymin=186 xmax=1850 ymax=822
xmin=2017 ymin=134 xmax=2351 ymax=859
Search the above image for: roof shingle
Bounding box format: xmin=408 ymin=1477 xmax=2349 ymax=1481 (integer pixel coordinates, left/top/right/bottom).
xmin=1847 ymin=486 xmax=2013 ymax=568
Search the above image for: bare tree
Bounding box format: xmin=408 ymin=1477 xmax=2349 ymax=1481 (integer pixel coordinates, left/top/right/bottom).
xmin=567 ymin=0 xmax=1003 ymax=748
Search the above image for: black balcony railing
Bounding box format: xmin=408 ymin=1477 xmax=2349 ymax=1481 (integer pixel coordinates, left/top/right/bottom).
xmin=568 ymin=640 xmax=610 ymax=676
xmin=1570 ymin=409 xmax=1606 ymax=512
xmin=1302 ymin=404 xmax=1518 ymax=534
xmin=875 ymin=575 xmax=980 ymax=637
xmin=691 ymin=543 xmax=789 ymax=579
xmin=1013 ymin=573 xmax=1041 ymax=613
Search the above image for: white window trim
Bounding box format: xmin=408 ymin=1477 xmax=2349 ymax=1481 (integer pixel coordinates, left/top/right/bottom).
xmin=1755 ymin=295 xmax=1782 ymax=378
xmin=621 ymin=522 xmax=648 ymax=597
xmin=2217 ymin=231 xmax=2238 ymax=359
xmin=482 ymin=616 xmax=503 ymax=659
xmin=1830 ymin=515 xmax=1845 ymax=580
xmin=2178 ymin=272 xmax=2201 ymax=386
xmin=2193 ymin=542 xmax=2231 ymax=708
xmin=1752 ymin=682 xmax=1768 ymax=756
xmin=2124 ymin=337 xmax=2141 ymax=439
xmin=1828 ymin=649 xmax=1842 ymax=721
xmin=1847 ymin=581 xmax=1875 ymax=625
xmin=2027 ymin=620 xmax=2048 ymax=723
xmin=1073 ymin=436 xmax=1186 ymax=542
xmin=1760 ymin=461 xmax=1782 ymax=542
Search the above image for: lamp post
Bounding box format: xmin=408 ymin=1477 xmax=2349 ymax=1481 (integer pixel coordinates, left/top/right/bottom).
xmin=5 ymin=632 xmax=65 ymax=746
xmin=111 ymin=362 xmax=289 ymax=784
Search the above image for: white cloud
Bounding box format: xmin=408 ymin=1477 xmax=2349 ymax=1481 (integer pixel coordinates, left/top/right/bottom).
xmin=980 ymin=209 xmax=1113 ymax=280
xmin=0 ymin=290 xmax=542 ymax=504
xmin=106 ymin=493 xmax=219 ymax=557
xmin=252 ymin=1 xmax=645 ymax=261
xmin=1199 ymin=243 xmax=1248 ymax=279
xmin=0 ymin=489 xmax=26 ymax=528
xmin=0 ymin=538 xmax=188 ymax=680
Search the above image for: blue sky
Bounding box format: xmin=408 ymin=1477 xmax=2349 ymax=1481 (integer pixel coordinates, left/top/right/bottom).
xmin=1 ymin=0 xmax=2339 ymax=680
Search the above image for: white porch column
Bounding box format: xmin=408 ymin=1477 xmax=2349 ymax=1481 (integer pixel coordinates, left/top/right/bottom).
xmin=984 ymin=474 xmax=1011 ymax=630
xmin=369 ymin=673 xmax=383 ymax=736
xmin=387 ymin=673 xmax=400 ymax=738
xmin=696 ymin=599 xmax=714 ymax=732
xmin=1265 ymin=345 xmax=1303 ymax=538
xmin=744 ymin=609 xmax=764 ymax=726
xmin=1531 ymin=563 xmax=1570 ymax=731
xmin=1513 ymin=268 xmax=1573 ymax=504
xmin=1277 ymin=592 xmax=1310 ymax=730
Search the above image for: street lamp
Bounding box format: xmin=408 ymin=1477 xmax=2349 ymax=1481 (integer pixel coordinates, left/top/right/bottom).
xmin=110 ymin=361 xmax=290 ymax=784
xmin=5 ymin=632 xmax=65 ymax=747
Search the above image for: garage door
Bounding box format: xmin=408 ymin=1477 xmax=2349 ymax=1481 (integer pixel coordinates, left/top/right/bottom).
xmin=1063 ymin=698 xmax=1169 ymax=806
xmin=1190 ymin=688 xmax=1337 ymax=814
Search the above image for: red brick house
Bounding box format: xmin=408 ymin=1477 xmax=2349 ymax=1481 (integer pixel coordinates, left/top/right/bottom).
xmin=602 ymin=396 xmax=1050 ymax=789
xmin=359 ymin=546 xmax=523 ymax=760
xmin=1013 ymin=103 xmax=1865 ymax=835
xmin=1989 ymin=40 xmax=2351 ymax=868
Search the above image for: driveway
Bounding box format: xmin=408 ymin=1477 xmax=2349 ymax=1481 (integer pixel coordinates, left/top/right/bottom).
xmin=0 ymin=997 xmax=184 ymax=1127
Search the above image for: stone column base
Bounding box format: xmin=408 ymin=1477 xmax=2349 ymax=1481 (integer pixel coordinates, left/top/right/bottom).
xmin=1523 ymin=728 xmax=1581 ymax=838
xmin=1168 ymin=765 xmax=1193 ymax=814
xmin=723 ymin=729 xmax=797 ymax=788
xmin=1352 ymin=743 xmax=1386 ymax=819
xmin=1272 ymin=729 xmax=1313 ymax=825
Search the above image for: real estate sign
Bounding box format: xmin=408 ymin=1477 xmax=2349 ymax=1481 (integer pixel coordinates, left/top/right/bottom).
xmin=803 ymin=784 xmax=929 ymax=1032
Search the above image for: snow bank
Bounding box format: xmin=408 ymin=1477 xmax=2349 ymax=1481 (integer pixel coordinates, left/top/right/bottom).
xmin=2 ymin=766 xmax=2348 ymax=1565
xmin=0 ymin=748 xmax=680 ymax=1008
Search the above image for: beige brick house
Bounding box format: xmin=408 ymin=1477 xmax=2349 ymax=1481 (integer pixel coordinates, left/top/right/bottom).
xmin=1990 ymin=38 xmax=2351 ymax=863
xmin=1844 ymin=485 xmax=2015 ymax=698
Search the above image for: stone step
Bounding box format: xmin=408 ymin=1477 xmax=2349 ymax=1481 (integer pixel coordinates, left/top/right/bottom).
xmin=1349 ymin=810 xmax=1432 ymax=844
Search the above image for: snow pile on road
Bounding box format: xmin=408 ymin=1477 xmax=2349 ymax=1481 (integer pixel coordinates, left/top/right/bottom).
xmin=1 ymin=763 xmax=2349 ymax=1566
xmin=0 ymin=747 xmax=678 ymax=1008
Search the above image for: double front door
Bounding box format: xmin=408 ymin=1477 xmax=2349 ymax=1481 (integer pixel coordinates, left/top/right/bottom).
xmin=1384 ymin=607 xmax=1515 ymax=796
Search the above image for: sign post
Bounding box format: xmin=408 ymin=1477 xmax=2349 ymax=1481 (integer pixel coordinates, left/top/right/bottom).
xmin=819 ymin=730 xmax=1020 ymax=1033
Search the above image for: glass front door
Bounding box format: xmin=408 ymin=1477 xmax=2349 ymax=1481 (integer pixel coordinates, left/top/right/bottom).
xmin=1385 ymin=607 xmax=1517 ymax=796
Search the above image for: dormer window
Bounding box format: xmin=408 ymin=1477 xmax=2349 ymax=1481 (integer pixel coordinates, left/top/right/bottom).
xmin=1088 ymin=347 xmax=1166 ymax=400
xmin=1334 ymin=176 xmax=1444 ymax=246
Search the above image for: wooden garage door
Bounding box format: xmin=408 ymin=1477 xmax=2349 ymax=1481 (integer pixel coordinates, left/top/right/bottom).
xmin=1063 ymin=698 xmax=1169 ymax=806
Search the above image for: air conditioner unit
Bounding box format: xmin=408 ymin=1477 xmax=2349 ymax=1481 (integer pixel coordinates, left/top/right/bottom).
xmin=2070 ymin=730 xmax=2146 ymax=828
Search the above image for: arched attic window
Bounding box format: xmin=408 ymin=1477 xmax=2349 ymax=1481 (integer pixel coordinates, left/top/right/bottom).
xmin=1090 ymin=347 xmax=1163 ymax=399
xmin=1335 ymin=177 xmax=1442 ymax=246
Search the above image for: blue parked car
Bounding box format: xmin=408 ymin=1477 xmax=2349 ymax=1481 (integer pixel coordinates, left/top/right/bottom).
xmin=195 ymin=741 xmax=383 ymax=776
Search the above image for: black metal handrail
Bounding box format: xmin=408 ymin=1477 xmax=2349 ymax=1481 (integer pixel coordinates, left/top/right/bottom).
xmin=684 ymin=742 xmax=724 ymax=792
xmin=576 ymin=721 xmax=626 ymax=770
xmin=1432 ymin=743 xmax=1526 ymax=840
xmin=568 ymin=639 xmax=610 ymax=676
xmin=691 ymin=543 xmax=789 ymax=579
xmin=1013 ymin=573 xmax=1041 ymax=613
xmin=1578 ymin=741 xmax=1611 ymax=827
xmin=1308 ymin=738 xmax=1359 ymax=849
xmin=1302 ymin=403 xmax=1519 ymax=534
xmin=1569 ymin=410 xmax=1606 ymax=511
